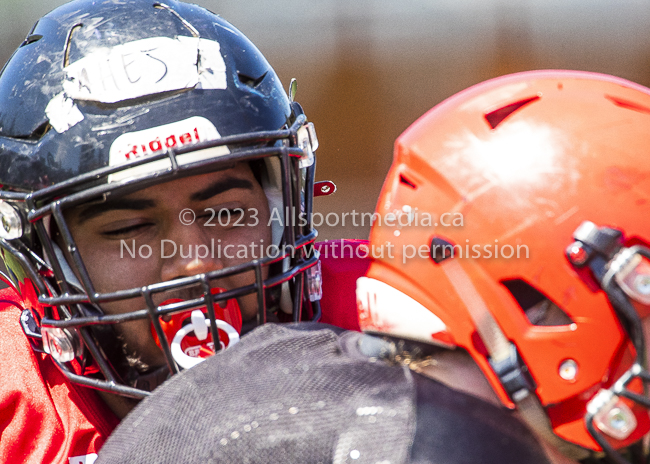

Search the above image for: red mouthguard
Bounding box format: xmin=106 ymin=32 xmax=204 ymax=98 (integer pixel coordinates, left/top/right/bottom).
xmin=151 ymin=288 xmax=242 ymax=369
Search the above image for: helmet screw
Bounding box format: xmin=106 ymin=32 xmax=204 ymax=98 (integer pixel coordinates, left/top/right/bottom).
xmin=634 ymin=274 xmax=650 ymax=296
xmin=566 ymin=242 xmax=589 ymax=266
xmin=608 ymin=408 xmax=629 ymax=431
xmin=590 ymin=390 xmax=638 ymax=440
xmin=559 ymin=359 xmax=578 ymax=381
xmin=0 ymin=200 xmax=23 ymax=240
xmin=321 ymin=185 xmax=331 ymax=194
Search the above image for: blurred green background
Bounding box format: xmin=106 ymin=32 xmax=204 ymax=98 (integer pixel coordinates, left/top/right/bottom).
xmin=2 ymin=0 xmax=649 ymax=240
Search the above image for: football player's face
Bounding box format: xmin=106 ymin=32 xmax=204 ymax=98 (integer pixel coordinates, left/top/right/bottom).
xmin=64 ymin=163 xmax=271 ymax=371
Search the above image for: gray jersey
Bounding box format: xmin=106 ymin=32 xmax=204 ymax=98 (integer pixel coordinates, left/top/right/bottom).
xmin=97 ymin=323 xmax=552 ymax=464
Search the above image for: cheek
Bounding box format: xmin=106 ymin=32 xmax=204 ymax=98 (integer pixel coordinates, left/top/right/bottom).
xmin=250 ymin=196 xmax=271 ymax=244
xmin=221 ymin=210 xmax=272 ymax=260
xmin=221 ymin=205 xmax=271 ymax=321
xmin=256 ymin=208 xmax=272 ymax=246
xmin=77 ymin=240 xmax=161 ymax=294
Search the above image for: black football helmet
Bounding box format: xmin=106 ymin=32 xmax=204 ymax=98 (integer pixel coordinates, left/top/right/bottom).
xmin=0 ymin=0 xmax=321 ymax=398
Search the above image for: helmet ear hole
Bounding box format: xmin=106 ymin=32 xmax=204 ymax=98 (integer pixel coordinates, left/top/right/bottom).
xmin=21 ymin=34 xmax=43 ymax=47
xmin=501 ymin=279 xmax=573 ymax=327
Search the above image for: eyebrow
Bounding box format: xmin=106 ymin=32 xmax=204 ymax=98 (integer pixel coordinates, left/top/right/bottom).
xmin=76 ymin=198 xmax=156 ymax=224
xmin=74 ymin=177 xmax=255 ymax=224
xmin=190 ymin=177 xmax=254 ymax=202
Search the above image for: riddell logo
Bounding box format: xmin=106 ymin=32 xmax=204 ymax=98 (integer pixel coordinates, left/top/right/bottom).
xmin=122 ymin=127 xmax=202 ymax=161
xmin=108 ymin=116 xmax=226 ymax=183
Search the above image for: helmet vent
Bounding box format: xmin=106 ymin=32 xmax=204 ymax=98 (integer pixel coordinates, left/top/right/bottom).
xmin=399 ymin=174 xmax=417 ymax=189
xmin=153 ymin=3 xmax=200 ymax=38
xmin=238 ymin=72 xmax=268 ymax=89
xmin=605 ymin=95 xmax=650 ymax=115
xmin=64 ymin=24 xmax=82 ymax=67
xmin=20 ymin=34 xmax=42 ymax=47
xmin=501 ymin=279 xmax=573 ymax=326
xmin=484 ymin=96 xmax=540 ymax=129
xmin=30 ymin=121 xmax=51 ymax=140
xmin=8 ymin=120 xmax=51 ymax=141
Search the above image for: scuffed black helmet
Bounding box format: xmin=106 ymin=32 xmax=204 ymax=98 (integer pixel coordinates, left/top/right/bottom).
xmin=0 ymin=0 xmax=321 ymax=398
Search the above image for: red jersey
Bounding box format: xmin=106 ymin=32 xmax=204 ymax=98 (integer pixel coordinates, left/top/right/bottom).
xmin=0 ymin=286 xmax=119 ymax=464
xmin=316 ymin=239 xmax=370 ymax=331
xmin=0 ymin=239 xmax=369 ymax=463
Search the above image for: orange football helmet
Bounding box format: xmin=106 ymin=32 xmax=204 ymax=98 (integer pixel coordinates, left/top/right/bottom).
xmin=357 ymin=70 xmax=650 ymax=463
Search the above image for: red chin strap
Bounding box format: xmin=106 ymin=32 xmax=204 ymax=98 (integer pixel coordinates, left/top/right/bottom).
xmin=151 ymin=288 xmax=242 ymax=369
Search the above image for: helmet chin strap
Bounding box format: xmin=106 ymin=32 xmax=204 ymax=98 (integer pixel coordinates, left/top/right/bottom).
xmin=440 ymin=258 xmax=591 ymax=461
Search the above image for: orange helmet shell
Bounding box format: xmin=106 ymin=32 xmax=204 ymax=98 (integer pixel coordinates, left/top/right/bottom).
xmin=360 ymin=70 xmax=650 ymax=451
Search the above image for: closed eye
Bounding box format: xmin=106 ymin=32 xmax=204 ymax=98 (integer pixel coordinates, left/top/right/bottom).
xmin=221 ymin=208 xmax=244 ymax=221
xmin=198 ymin=208 xmax=244 ymax=225
xmin=102 ymin=222 xmax=153 ymax=237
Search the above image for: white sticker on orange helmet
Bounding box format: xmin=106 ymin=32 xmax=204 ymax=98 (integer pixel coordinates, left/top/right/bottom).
xmin=356 ymin=276 xmax=449 ymax=346
xmin=107 ymin=116 xmax=229 ymax=182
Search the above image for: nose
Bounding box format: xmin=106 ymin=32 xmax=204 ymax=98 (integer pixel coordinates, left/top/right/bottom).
xmin=160 ymin=220 xmax=223 ymax=282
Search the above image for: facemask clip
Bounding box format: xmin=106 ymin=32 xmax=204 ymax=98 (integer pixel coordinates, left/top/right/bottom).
xmin=0 ymin=200 xmax=23 ymax=240
xmin=42 ymin=326 xmax=81 ymax=363
xmin=612 ymin=250 xmax=650 ymax=305
xmin=297 ymin=122 xmax=318 ymax=168
xmin=306 ymin=260 xmax=323 ymax=302
xmin=588 ymin=389 xmax=638 ymax=440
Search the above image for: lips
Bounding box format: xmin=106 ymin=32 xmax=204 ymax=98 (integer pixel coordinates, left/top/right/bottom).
xmin=151 ymin=288 xmax=242 ymax=369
